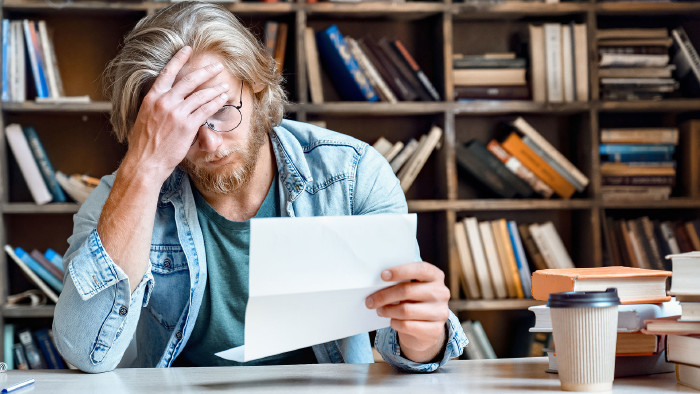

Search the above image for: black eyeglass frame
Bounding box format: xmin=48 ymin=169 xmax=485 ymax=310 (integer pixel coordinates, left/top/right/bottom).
xmin=202 ymin=82 xmax=244 ymax=133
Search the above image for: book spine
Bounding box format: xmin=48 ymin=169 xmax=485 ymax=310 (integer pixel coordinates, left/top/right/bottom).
xmin=15 ymin=247 xmax=63 ymax=292
xmin=544 ymin=23 xmax=563 ymax=103
xmin=5 ymin=123 xmax=53 ymax=204
xmin=455 ymin=142 xmax=516 ymax=198
xmin=486 ymin=140 xmax=554 ymax=198
xmin=378 ymin=37 xmax=430 ymax=101
xmin=2 ymin=19 xmax=9 ymax=101
xmin=3 ymin=324 xmax=14 ymax=370
xmin=263 ymin=21 xmax=278 ymax=57
xmin=529 ymin=24 xmax=547 ymax=102
xmin=30 ymin=249 xmax=63 ymax=281
xmin=468 ymin=140 xmax=535 ymax=198
xmin=23 ymin=20 xmax=49 ymax=98
xmin=478 ymin=221 xmax=508 ymax=299
xmin=518 ymin=223 xmax=549 ymax=271
xmin=346 ymin=37 xmax=397 ymax=103
xmin=508 ymin=220 xmax=532 ymax=298
xmin=672 ymin=27 xmax=700 ymax=85
xmin=397 ymin=126 xmax=442 ymax=193
xmin=390 ymin=138 xmax=418 ymax=173
xmin=4 ymin=245 xmax=59 ymax=303
xmin=44 ymin=248 xmax=64 ymax=272
xmin=602 ymin=175 xmax=675 ymax=186
xmin=522 ymin=136 xmax=585 ymax=192
xmin=391 ymin=39 xmax=440 ymax=101
xmin=464 ymin=218 xmax=495 ymax=299
xmin=34 ymin=329 xmax=65 ymax=369
xmin=37 ymin=20 xmax=59 ymax=99
xmin=18 ymin=328 xmax=47 ymax=369
xmin=599 ymin=144 xmax=676 ymax=154
xmin=315 ymin=25 xmax=378 ymax=102
xmin=13 ymin=343 xmax=29 ymax=370
xmin=23 ymin=126 xmax=67 ymax=202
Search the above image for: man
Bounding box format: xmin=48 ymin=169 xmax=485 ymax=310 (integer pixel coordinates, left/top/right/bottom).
xmin=53 ymin=1 xmax=466 ymax=373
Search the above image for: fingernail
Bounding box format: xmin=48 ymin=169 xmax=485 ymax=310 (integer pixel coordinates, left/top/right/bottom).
xmin=220 ymin=93 xmax=228 ymax=100
xmin=180 ymin=46 xmax=191 ymax=53
xmin=220 ymin=82 xmax=230 ymax=90
xmin=212 ymin=62 xmax=223 ymax=70
xmin=376 ymin=307 xmax=383 ymax=317
xmin=366 ymin=297 xmax=374 ymax=308
xmin=381 ymin=270 xmax=392 ymax=281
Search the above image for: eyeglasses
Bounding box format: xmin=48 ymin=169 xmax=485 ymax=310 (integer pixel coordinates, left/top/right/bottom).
xmin=202 ymin=82 xmax=243 ymax=133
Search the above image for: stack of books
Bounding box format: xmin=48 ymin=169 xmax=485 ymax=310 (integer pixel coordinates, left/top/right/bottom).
xmin=599 ymin=126 xmax=678 ymax=201
xmin=597 ymin=28 xmax=678 ymax=101
xmin=454 ymin=217 xmax=574 ymax=300
xmin=527 ymin=22 xmax=588 ymax=103
xmin=530 ymin=266 xmax=677 ymax=377
xmin=644 ymin=252 xmax=700 ymax=390
xmin=371 ymin=125 xmax=443 ymax=193
xmin=455 ymin=117 xmax=588 ymax=199
xmin=452 ymin=52 xmax=529 ymax=101
xmin=4 ymin=245 xmax=64 ymax=304
xmin=309 ymin=25 xmax=440 ymax=103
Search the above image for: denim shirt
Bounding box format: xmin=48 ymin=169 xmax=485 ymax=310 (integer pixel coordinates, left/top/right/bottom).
xmin=52 ymin=119 xmax=467 ymax=373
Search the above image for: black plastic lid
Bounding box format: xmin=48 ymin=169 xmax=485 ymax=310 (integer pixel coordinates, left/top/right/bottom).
xmin=547 ymin=288 xmax=621 ymax=308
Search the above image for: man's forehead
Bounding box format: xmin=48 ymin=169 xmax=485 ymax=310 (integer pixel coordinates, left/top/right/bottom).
xmin=173 ymin=51 xmax=235 ymax=85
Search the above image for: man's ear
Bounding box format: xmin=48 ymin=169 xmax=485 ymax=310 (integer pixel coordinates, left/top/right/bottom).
xmin=252 ymin=82 xmax=265 ymax=93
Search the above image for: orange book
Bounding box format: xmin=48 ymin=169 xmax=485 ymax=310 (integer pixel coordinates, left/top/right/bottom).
xmin=501 ymin=132 xmax=576 ymax=199
xmin=531 ymin=266 xmax=671 ymax=304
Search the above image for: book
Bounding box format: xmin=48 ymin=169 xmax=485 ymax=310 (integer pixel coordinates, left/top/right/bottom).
xmin=2 ymin=19 xmax=9 ymax=101
xmin=478 ymin=221 xmax=508 ymax=299
xmin=304 ymin=27 xmax=324 ymax=104
xmin=643 ymin=315 xmax=700 ymax=335
xmin=45 ymin=248 xmax=63 ymax=272
xmin=680 ymin=302 xmax=700 ymax=322
xmin=561 ymin=24 xmax=574 ymax=103
xmin=55 ymin=171 xmax=97 ymax=203
xmin=453 ymin=55 xmax=526 ymax=69
xmin=666 ymin=252 xmax=700 ymax=296
xmin=390 ymin=38 xmax=440 ymax=101
xmin=22 ymin=19 xmax=49 ymax=98
xmin=29 ymin=249 xmax=63 ymax=282
xmin=452 ymin=68 xmax=527 ymax=86
xmin=389 ymin=138 xmax=418 ymax=173
xmin=529 ymin=302 xmax=682 ymax=333
xmin=358 ymin=37 xmax=417 ymax=101
xmin=273 ymin=22 xmax=288 ymax=73
xmin=3 ymin=323 xmax=14 ymax=370
xmin=492 ymin=219 xmax=523 ymax=299
xmin=377 ymin=37 xmax=431 ymax=101
xmin=22 ymin=126 xmax=67 ymax=203
xmin=383 ymin=141 xmax=404 ymax=163
xmin=531 ymin=266 xmax=672 ymax=304
xmin=18 ymin=328 xmax=47 ymax=369
xmin=522 ymin=135 xmax=585 ymax=193
xmin=486 ymin=140 xmax=554 ymax=198
xmin=315 ymin=25 xmax=378 ymax=102
xmin=517 ymin=223 xmax=548 ymax=271
xmin=37 ymin=20 xmax=64 ymax=98
xmin=347 ymin=37 xmax=397 ymax=103
xmin=600 ymin=128 xmax=679 ymax=144
xmin=512 ymin=117 xmax=589 ymax=190
xmin=528 ymin=24 xmax=547 ymax=102
xmin=598 ymin=66 xmax=676 ymax=79
xmin=5 ymin=123 xmax=53 ymax=204
xmin=528 ymin=222 xmax=575 ymax=270
xmin=11 ymin=20 xmax=26 ymax=102
xmin=544 ymin=23 xmax=563 ymax=103
xmin=264 ymin=21 xmax=279 ymax=57
xmin=372 ymin=136 xmax=393 ymax=157
xmin=34 ymin=328 xmax=66 ymax=369
xmin=671 ymin=27 xmax=700 ymax=96
xmin=454 ymin=221 xmax=480 ymax=299
xmin=463 ymin=217 xmax=495 ymax=300
xmin=508 ymin=220 xmax=532 ymax=298
xmin=677 ymin=363 xmax=700 ymax=391
xmin=397 ymin=125 xmax=442 ymax=193
xmin=5 ymin=245 xmax=59 ymax=303
xmin=454 ymin=85 xmax=530 ymax=100
xmin=13 ymin=343 xmax=29 ymax=370
xmin=572 ymin=23 xmax=589 ymax=102
xmin=471 ymin=320 xmax=497 ymax=359
xmin=679 ymin=120 xmax=700 ymax=198
xmin=455 ymin=139 xmax=534 ymax=198
xmin=14 ymin=247 xmax=62 ymax=293
xmin=460 ymin=320 xmax=485 ymax=359
xmin=666 ymin=334 xmax=700 ymax=367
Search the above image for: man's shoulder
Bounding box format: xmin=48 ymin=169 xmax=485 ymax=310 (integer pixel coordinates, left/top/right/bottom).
xmin=275 ymin=119 xmax=368 ymax=155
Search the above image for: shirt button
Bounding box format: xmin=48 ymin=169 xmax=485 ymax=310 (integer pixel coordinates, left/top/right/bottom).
xmin=163 ymin=258 xmax=172 ymax=268
xmin=176 ymin=331 xmax=183 ymax=340
xmin=119 ymin=306 xmax=128 ymax=316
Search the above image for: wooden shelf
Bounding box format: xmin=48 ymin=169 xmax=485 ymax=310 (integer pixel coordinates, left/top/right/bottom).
xmin=2 ymin=203 xmax=80 ymax=214
xmin=408 ymin=199 xmax=594 ymax=212
xmin=2 ymin=305 xmax=55 ymax=319
xmin=597 ymin=99 xmax=700 ymax=113
xmin=596 ymin=2 xmax=700 ymax=15
xmin=305 ymin=2 xmax=445 ymax=18
xmin=294 ymin=102 xmax=448 ymax=115
xmin=2 ymin=101 xmax=112 ymax=113
xmin=600 ymin=198 xmax=700 ymax=210
xmin=449 ymin=299 xmax=545 ymax=312
xmin=451 ymin=101 xmax=590 ymax=115
xmin=451 ymin=2 xmax=589 ymax=20
xmin=2 ymin=0 xmax=150 ymax=12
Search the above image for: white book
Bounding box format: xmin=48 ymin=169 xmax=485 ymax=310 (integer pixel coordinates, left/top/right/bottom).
xmin=11 ymin=21 xmax=26 ymax=102
xmin=512 ymin=116 xmax=589 ymax=189
xmin=390 ymin=138 xmax=419 ymax=173
xmin=372 ymin=136 xmax=393 ymax=157
xmin=539 ymin=221 xmax=575 ymax=269
xmin=384 ymin=141 xmax=404 ymax=163
xmin=572 ymin=23 xmax=589 ymax=102
xmin=478 ymin=221 xmax=507 ymax=299
xmin=528 ymin=24 xmax=547 ymax=102
xmin=304 ymin=27 xmax=324 ymax=104
xmin=460 ymin=320 xmax=485 ymax=359
xmin=37 ymin=20 xmax=59 ymax=99
xmin=4 ymin=245 xmax=58 ymax=303
xmin=463 ymin=218 xmax=495 ymax=299
xmin=397 ymin=126 xmax=442 ymax=193
xmin=5 ymin=124 xmax=52 ymax=204
xmin=471 ymin=320 xmax=497 ymax=359
xmin=454 ymin=222 xmax=480 ymax=299
xmin=528 ymin=223 xmax=557 ymax=269
xmin=544 ymin=23 xmax=563 ymax=103
xmin=561 ymin=24 xmax=575 ymax=103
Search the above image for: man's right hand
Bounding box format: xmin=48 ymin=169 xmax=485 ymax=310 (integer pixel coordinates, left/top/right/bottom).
xmin=123 ymin=45 xmax=231 ymax=183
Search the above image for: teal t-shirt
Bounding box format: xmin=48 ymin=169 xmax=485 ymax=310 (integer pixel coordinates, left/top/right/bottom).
xmin=178 ymin=178 xmax=317 ymax=366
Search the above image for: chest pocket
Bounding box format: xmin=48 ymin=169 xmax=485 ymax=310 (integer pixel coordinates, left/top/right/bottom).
xmin=146 ymin=245 xmax=190 ymax=330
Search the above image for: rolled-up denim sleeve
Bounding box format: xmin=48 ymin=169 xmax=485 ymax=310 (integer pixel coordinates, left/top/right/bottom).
xmin=52 ymin=175 xmax=154 ymax=373
xmin=375 ymin=311 xmax=467 ymax=372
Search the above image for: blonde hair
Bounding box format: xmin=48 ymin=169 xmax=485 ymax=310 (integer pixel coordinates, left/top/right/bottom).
xmin=104 ymin=1 xmax=286 ymax=144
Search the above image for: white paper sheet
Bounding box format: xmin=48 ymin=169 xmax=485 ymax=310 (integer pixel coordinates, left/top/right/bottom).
xmin=215 ymin=213 xmax=417 ymax=362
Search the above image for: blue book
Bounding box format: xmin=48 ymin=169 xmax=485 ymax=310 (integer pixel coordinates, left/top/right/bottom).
xmin=601 ymin=152 xmax=675 ymax=163
xmin=22 ymin=126 xmax=67 ymax=202
xmin=507 ymin=220 xmax=532 ymax=298
xmin=2 ymin=19 xmax=9 ymax=101
xmin=44 ymin=248 xmax=64 ymax=273
xmin=22 ymin=20 xmax=49 ymax=98
xmin=599 ymin=144 xmax=676 ymax=155
xmin=315 ymin=25 xmax=379 ymax=102
xmin=4 ymin=323 xmax=14 ymax=370
xmin=15 ymin=247 xmax=62 ymax=292
xmin=34 ymin=329 xmax=65 ymax=369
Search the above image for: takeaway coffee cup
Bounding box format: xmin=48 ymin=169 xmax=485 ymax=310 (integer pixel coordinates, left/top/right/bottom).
xmin=548 ymin=288 xmax=621 ymax=392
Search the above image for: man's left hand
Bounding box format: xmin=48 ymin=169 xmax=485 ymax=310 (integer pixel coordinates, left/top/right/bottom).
xmin=366 ymin=262 xmax=450 ymax=363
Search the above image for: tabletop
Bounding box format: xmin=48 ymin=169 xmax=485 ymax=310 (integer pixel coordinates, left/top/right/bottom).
xmin=0 ymin=357 xmax=695 ymax=393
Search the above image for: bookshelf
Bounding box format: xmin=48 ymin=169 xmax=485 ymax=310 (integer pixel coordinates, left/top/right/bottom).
xmin=2 ymin=0 xmax=700 ymax=361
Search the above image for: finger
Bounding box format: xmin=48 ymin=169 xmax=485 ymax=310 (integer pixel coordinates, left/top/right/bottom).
xmin=390 ymin=319 xmax=445 ymax=339
xmin=152 ymin=46 xmax=192 ymax=94
xmin=188 ymin=92 xmax=229 ymax=126
xmin=380 ymin=262 xmax=445 ymax=283
xmin=377 ymin=302 xmax=449 ymax=322
xmin=180 ymin=82 xmax=230 ymax=115
xmin=168 ymin=62 xmax=224 ymax=100
xmin=366 ymin=281 xmax=450 ymax=309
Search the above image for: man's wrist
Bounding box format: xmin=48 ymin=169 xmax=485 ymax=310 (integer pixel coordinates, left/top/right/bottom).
xmin=398 ymin=325 xmax=448 ymax=364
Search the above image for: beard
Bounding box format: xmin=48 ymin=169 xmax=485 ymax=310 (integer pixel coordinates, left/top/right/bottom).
xmin=179 ymin=100 xmax=268 ymax=195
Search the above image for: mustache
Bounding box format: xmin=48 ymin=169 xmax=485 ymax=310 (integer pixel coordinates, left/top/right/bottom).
xmin=204 ymin=146 xmax=245 ymax=162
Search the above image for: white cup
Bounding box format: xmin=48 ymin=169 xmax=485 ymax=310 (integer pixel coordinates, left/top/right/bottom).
xmin=549 ymin=288 xmax=620 ymax=392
